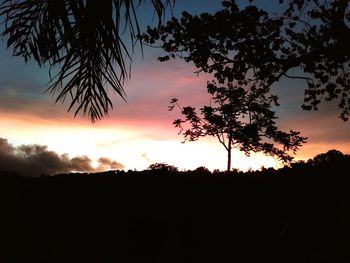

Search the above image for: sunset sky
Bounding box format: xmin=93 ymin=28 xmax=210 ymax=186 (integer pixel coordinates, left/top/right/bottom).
xmin=1 ymin=0 xmax=350 ymax=176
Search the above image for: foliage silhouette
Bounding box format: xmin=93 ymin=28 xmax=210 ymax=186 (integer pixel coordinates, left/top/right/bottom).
xmin=310 ymin=149 xmax=350 ymax=165
xmin=142 ymin=0 xmax=350 ymax=120
xmin=169 ymin=78 xmax=306 ymax=172
xmin=0 ymin=0 xmax=173 ymax=121
xmin=192 ymin=166 xmax=211 ymax=174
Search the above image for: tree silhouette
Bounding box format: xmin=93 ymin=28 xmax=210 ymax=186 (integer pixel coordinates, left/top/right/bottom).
xmin=169 ymin=82 xmax=306 ymax=171
xmin=148 ymin=162 xmax=178 ymax=172
xmin=142 ymin=0 xmax=350 ymax=120
xmin=311 ymin=149 xmax=349 ymax=165
xmin=0 ymin=0 xmax=173 ymax=121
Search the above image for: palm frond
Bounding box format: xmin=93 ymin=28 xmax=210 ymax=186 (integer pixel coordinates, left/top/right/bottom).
xmin=0 ymin=0 xmax=174 ymax=121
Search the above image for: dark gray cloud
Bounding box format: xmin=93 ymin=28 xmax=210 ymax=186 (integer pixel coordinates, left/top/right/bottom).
xmin=0 ymin=138 xmax=124 ymax=177
xmin=0 ymin=79 xmax=72 ymax=121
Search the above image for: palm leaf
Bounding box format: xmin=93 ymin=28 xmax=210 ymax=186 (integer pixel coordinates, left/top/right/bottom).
xmin=0 ymin=0 xmax=174 ymax=121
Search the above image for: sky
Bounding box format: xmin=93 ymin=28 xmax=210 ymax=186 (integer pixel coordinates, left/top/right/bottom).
xmin=0 ymin=0 xmax=350 ymax=176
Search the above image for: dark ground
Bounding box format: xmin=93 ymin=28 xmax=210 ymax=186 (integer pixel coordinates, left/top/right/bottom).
xmin=1 ymin=159 xmax=350 ymax=263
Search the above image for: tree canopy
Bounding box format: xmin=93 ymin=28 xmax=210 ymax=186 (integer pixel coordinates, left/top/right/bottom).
xmin=143 ymin=0 xmax=350 ymax=120
xmin=310 ymin=149 xmax=349 ymax=165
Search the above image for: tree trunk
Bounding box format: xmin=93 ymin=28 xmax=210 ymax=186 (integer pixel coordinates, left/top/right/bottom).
xmin=227 ymin=134 xmax=232 ymax=172
xmin=227 ymin=147 xmax=231 ymax=172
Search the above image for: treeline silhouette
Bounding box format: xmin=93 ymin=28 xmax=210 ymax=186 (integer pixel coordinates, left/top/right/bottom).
xmin=1 ymin=150 xmax=350 ymax=263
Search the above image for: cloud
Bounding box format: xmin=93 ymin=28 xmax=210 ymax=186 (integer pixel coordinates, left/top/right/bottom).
xmin=0 ymin=79 xmax=74 ymax=122
xmin=108 ymin=60 xmax=211 ymax=123
xmin=0 ymin=138 xmax=124 ymax=177
xmin=95 ymin=157 xmax=124 ymax=172
xmin=0 ymin=59 xmax=211 ymax=127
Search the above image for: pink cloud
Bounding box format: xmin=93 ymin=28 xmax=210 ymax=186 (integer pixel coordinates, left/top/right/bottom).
xmin=107 ymin=60 xmax=212 ymax=126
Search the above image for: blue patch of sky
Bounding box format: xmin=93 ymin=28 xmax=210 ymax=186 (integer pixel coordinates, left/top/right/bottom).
xmin=0 ymin=0 xmax=287 ymax=81
xmin=0 ymin=21 xmax=51 ymax=100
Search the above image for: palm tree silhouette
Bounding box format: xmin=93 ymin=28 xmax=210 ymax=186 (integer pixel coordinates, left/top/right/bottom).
xmin=0 ymin=0 xmax=173 ymax=121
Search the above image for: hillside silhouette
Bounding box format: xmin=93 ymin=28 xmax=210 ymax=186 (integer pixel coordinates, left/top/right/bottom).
xmin=1 ymin=150 xmax=350 ymax=263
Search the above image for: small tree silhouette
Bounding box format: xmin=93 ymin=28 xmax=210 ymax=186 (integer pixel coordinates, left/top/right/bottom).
xmin=169 ymin=82 xmax=307 ymax=171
